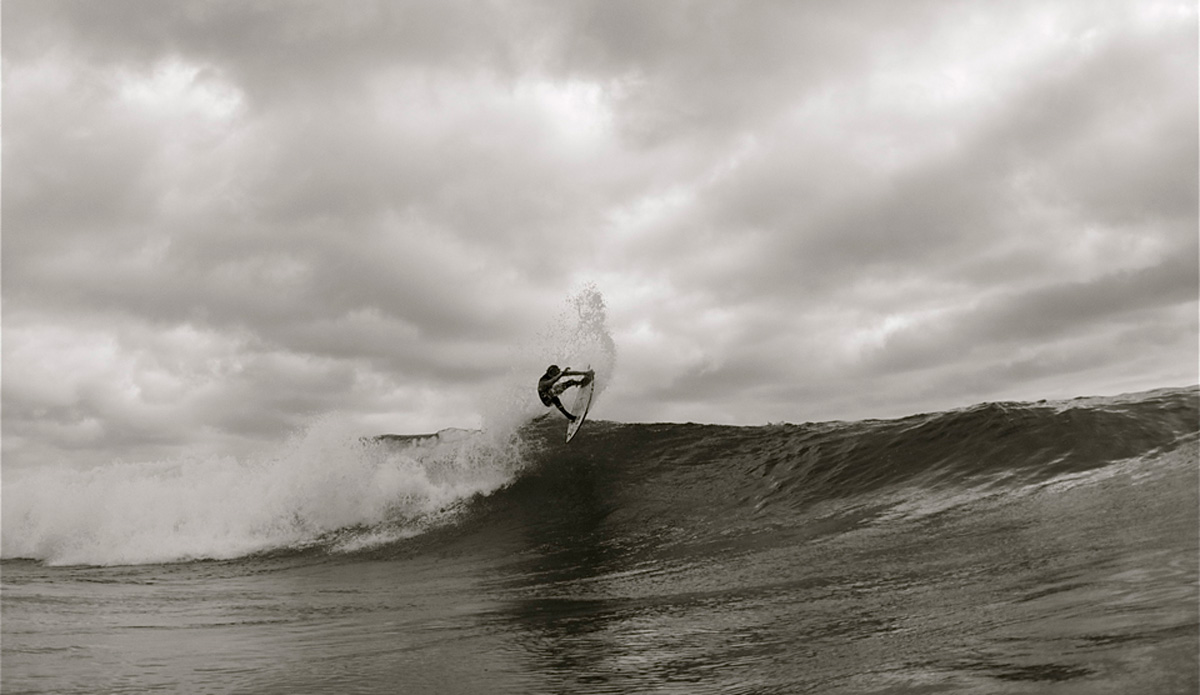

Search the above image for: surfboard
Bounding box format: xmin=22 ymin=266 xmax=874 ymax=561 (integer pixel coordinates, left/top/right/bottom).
xmin=565 ymin=370 xmax=595 ymax=443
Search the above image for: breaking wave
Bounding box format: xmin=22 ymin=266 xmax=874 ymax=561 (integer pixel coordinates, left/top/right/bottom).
xmin=4 ymin=385 xmax=1193 ymax=567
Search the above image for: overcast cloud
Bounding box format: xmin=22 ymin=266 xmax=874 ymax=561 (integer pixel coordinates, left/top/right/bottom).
xmin=3 ymin=0 xmax=1197 ymax=468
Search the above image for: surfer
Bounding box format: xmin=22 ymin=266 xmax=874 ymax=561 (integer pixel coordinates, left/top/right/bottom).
xmin=538 ymin=365 xmax=592 ymax=422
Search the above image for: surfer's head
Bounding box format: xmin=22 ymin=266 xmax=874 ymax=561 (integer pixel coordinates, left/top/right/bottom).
xmin=545 ymin=365 xmax=561 ymax=377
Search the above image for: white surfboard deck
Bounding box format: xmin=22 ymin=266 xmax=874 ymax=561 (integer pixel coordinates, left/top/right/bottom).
xmin=565 ymin=371 xmax=595 ymax=443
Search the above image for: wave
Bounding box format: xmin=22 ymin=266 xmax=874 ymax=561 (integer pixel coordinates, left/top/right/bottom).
xmin=501 ymin=386 xmax=1198 ymax=538
xmin=3 ymin=386 xmax=1194 ymax=567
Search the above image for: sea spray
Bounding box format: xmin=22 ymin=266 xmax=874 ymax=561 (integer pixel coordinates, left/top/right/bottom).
xmin=1 ymin=415 xmax=526 ymax=566
xmin=3 ymin=286 xmax=621 ymax=567
xmin=483 ymin=283 xmax=618 ymax=432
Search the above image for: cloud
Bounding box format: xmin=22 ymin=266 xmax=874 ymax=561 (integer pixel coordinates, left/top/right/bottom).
xmin=3 ymin=0 xmax=1196 ymax=466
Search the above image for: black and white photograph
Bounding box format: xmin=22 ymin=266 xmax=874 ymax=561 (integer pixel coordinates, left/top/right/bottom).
xmin=3 ymin=1 xmax=1197 ymax=693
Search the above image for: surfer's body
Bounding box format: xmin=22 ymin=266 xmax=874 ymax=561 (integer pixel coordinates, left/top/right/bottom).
xmin=538 ymin=365 xmax=592 ymax=421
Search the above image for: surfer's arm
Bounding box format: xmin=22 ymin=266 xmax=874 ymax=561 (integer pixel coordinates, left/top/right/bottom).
xmin=560 ymin=367 xmax=592 ymax=377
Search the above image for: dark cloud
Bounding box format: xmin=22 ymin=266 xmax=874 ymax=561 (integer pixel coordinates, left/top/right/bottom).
xmin=975 ymin=249 xmax=1197 ymax=344
xmin=858 ymin=246 xmax=1198 ymax=377
xmin=3 ymin=1 xmax=526 ymax=104
xmin=532 ymin=0 xmax=959 ymax=144
xmin=677 ymin=10 xmax=1196 ymax=300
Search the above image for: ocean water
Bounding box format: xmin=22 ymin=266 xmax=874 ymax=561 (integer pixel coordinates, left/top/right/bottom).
xmin=3 ymin=386 xmax=1197 ymax=694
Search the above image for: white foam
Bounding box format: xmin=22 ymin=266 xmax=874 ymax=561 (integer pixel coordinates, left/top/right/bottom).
xmin=1 ymin=415 xmax=524 ymax=566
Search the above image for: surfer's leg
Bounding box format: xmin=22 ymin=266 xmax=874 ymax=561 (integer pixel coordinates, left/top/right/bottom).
xmin=552 ymin=397 xmax=577 ymax=422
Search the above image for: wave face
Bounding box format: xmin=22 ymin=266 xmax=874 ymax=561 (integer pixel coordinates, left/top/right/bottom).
xmin=473 ymin=385 xmax=1198 ymax=564
xmin=3 ymin=386 xmax=1193 ymax=567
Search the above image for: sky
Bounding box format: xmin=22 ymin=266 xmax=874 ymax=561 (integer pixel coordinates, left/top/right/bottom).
xmin=3 ymin=0 xmax=1197 ymax=469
